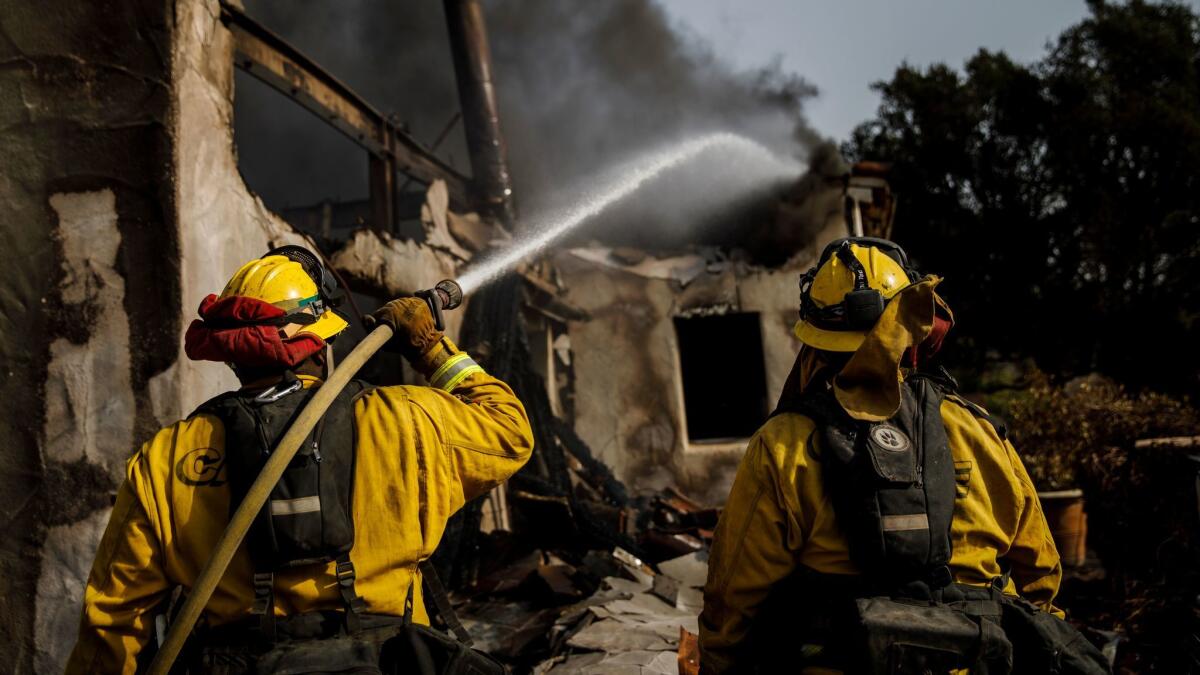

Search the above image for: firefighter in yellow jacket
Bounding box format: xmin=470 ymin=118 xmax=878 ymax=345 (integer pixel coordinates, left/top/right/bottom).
xmin=66 ymin=246 xmax=533 ymax=674
xmin=700 ymin=239 xmax=1107 ymax=674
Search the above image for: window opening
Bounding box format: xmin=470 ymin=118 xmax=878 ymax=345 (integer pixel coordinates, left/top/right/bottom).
xmin=674 ymin=312 xmax=768 ymax=442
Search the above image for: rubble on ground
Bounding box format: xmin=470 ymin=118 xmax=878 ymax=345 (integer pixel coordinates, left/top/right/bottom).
xmin=443 ymin=484 xmax=716 ymax=674
xmin=435 ymin=269 xmax=724 ymax=673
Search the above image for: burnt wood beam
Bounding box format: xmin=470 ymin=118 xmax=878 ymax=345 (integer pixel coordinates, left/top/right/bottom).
xmin=221 ymin=2 xmax=471 ymax=211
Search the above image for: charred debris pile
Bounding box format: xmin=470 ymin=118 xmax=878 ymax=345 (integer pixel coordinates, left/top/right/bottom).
xmin=307 ymin=151 xmax=858 ymax=672
xmin=281 ymin=100 xmax=851 ymax=674
xmin=423 ymin=274 xmax=713 ymax=673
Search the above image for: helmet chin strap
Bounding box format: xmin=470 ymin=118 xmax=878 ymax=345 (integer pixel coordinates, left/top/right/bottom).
xmin=835 ymin=240 xmax=871 ymax=292
xmin=324 ymin=342 xmax=336 ymax=378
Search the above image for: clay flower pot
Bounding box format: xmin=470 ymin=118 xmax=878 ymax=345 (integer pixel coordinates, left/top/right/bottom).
xmin=1038 ymin=488 xmax=1088 ymax=567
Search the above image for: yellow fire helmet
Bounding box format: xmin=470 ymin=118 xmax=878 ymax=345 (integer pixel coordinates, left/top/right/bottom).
xmin=220 ymin=250 xmax=349 ymax=341
xmin=794 ymin=237 xmax=916 ymax=352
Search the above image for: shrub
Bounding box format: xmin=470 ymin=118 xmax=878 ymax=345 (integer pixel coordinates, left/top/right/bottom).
xmin=1004 ymin=372 xmax=1199 ymax=491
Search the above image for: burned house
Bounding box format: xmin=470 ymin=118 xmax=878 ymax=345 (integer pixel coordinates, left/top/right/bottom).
xmin=0 ymin=0 xmax=875 ymax=670
xmin=551 ymin=149 xmax=883 ymax=503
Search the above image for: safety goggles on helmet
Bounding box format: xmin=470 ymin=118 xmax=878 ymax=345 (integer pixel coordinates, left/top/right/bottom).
xmin=259 ymin=245 xmax=350 ymax=342
xmin=799 ymin=237 xmax=919 ymax=333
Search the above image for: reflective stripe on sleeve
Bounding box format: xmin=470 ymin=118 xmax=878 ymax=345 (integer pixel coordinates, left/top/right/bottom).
xmin=430 ymin=353 xmax=485 ymax=391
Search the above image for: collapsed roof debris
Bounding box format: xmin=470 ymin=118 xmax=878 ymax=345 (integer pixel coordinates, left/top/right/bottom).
xmin=447 ymin=525 xmax=712 ymax=673
xmin=419 ymin=271 xmax=719 ymax=670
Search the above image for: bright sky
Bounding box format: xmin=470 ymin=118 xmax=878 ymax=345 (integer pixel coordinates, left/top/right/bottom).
xmin=656 ymin=0 xmax=1200 ymax=142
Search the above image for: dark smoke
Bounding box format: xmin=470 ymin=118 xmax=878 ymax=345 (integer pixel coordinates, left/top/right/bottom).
xmin=235 ymin=0 xmax=823 ymax=248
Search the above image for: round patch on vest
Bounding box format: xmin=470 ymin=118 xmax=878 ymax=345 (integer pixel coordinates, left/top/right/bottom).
xmin=870 ymin=424 xmax=911 ymax=453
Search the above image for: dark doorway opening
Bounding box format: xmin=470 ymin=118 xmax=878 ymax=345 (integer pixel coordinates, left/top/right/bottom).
xmin=674 ymin=312 xmax=768 ymax=442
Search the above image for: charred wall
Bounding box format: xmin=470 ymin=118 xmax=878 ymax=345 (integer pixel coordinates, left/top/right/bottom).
xmin=0 ymin=0 xmax=341 ymax=670
xmin=169 ymin=0 xmax=317 ymax=414
xmin=554 ymin=218 xmax=846 ymax=505
xmin=0 ymin=1 xmax=177 ymax=670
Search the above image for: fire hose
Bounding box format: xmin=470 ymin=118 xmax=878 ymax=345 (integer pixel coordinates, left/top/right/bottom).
xmin=147 ymin=281 xmax=462 ymax=675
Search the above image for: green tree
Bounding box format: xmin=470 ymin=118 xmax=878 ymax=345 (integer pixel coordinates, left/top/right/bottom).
xmin=847 ymin=0 xmax=1200 ymax=393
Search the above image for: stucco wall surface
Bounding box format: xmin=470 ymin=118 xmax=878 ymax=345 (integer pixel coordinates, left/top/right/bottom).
xmin=331 ymin=228 xmax=464 ymax=341
xmin=170 ymin=0 xmax=314 ymax=417
xmin=0 ymin=0 xmax=334 ymax=670
xmin=0 ymin=2 xmax=178 ymax=670
xmin=555 ymin=220 xmax=845 ymax=505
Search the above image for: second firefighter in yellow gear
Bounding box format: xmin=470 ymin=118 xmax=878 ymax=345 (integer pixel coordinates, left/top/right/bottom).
xmin=700 ymin=238 xmax=1073 ymax=674
xmin=66 ymin=248 xmax=533 ymax=674
xmin=699 ymin=351 xmax=1063 ymax=672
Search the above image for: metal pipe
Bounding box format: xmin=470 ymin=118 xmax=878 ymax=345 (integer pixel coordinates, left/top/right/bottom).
xmin=443 ymin=0 xmax=518 ymax=230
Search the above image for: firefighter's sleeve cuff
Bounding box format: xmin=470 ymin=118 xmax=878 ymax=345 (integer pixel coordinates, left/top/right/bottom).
xmin=418 ymin=338 xmax=485 ymax=391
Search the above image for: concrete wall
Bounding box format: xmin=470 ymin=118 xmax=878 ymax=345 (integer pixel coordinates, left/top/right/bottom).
xmin=0 ymin=0 xmax=333 ymax=670
xmin=556 ymin=222 xmax=845 ymax=505
xmin=169 ymin=0 xmax=312 ymax=417
xmin=0 ymin=2 xmax=177 ymax=669
xmin=331 ymin=228 xmax=464 ymax=340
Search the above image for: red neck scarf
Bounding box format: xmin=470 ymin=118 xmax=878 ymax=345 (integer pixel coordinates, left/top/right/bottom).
xmin=184 ymin=294 xmax=326 ymax=368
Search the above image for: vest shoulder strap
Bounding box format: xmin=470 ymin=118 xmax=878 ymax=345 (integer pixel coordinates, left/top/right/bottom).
xmin=348 ymin=381 xmax=376 ymax=404
xmin=770 ymin=383 xmax=843 ymax=424
xmin=189 ymin=379 xmax=374 ymax=419
xmin=769 ymin=386 xmax=845 ymax=463
xmin=189 ymin=390 xmax=244 ymax=420
xmin=418 ymin=560 xmax=473 ymax=645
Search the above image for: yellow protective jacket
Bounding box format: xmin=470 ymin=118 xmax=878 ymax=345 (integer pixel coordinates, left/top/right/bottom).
xmin=66 ymin=338 xmax=533 ymax=675
xmin=699 ymin=390 xmax=1062 ymax=674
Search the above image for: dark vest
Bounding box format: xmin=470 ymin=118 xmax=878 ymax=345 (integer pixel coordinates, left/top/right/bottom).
xmin=180 ymin=375 xmax=505 ymax=675
xmin=785 ymin=373 xmax=958 ymax=590
xmin=747 ymin=369 xmax=1108 ymax=675
xmin=194 ymin=372 xmax=370 ymax=634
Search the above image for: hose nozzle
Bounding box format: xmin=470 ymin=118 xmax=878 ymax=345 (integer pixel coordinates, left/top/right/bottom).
xmin=433 ymin=279 xmax=463 ymax=311
xmin=417 ymin=279 xmax=463 ymax=330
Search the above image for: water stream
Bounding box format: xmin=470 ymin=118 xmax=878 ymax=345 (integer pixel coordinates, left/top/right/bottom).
xmin=456 ymin=131 xmax=804 ymax=294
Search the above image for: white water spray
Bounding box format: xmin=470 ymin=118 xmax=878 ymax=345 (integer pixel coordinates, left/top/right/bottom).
xmin=456 ymin=132 xmax=804 ymax=294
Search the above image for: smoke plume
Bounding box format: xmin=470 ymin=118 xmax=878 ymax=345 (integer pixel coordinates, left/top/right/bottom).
xmin=235 ymin=0 xmax=823 ymax=249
